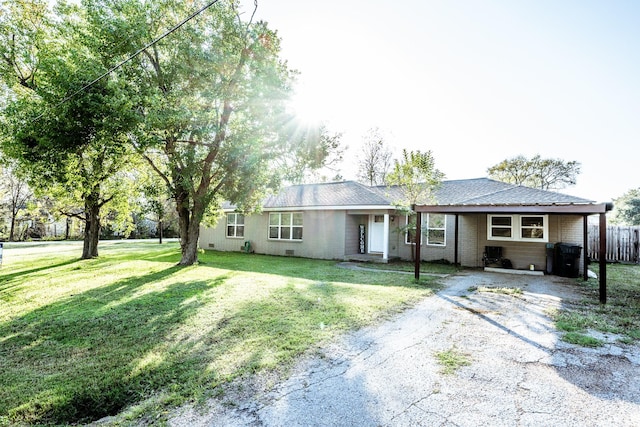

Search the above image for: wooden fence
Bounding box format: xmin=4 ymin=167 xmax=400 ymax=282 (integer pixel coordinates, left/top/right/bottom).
xmin=587 ymin=224 xmax=640 ymax=264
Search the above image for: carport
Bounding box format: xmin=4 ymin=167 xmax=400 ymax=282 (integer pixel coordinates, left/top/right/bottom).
xmin=413 ymin=201 xmax=614 ymax=303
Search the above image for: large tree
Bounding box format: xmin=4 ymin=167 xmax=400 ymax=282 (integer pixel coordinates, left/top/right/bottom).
xmin=357 ymin=127 xmax=393 ymax=186
xmin=85 ymin=0 xmax=330 ymax=265
xmin=0 ymin=0 xmax=139 ymax=257
xmin=487 ymin=154 xmax=581 ymax=190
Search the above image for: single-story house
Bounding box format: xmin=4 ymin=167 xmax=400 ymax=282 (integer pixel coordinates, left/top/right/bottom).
xmin=200 ymin=178 xmax=611 ymax=289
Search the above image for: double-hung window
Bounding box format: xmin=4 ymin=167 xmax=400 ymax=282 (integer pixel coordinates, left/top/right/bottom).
xmin=426 ymin=214 xmax=446 ymax=245
xmin=405 ymin=214 xmax=447 ymax=246
xmin=226 ymin=213 xmax=245 ymax=238
xmin=488 ymin=214 xmax=548 ymax=242
xmin=269 ymin=212 xmax=303 ymax=241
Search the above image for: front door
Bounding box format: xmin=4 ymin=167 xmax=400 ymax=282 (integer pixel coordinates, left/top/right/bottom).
xmin=369 ymin=215 xmax=385 ymax=253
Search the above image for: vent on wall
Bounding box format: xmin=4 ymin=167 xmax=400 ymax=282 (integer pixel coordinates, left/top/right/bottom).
xmin=285 ymin=249 xmax=295 ymax=256
xmin=208 ymin=243 xmax=215 ymax=248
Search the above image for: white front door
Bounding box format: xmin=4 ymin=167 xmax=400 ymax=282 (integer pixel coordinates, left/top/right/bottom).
xmin=369 ymin=215 xmax=385 ymax=253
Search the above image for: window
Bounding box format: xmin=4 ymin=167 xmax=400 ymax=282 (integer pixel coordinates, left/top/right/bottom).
xmin=226 ymin=213 xmax=245 ymax=238
xmin=269 ymin=212 xmax=303 ymax=241
xmin=405 ymin=214 xmax=447 ymax=246
xmin=488 ymin=214 xmax=548 ymax=242
xmin=426 ymin=214 xmax=446 ymax=246
xmin=520 ymin=216 xmax=545 ymax=239
xmin=489 ymin=216 xmax=512 ymax=239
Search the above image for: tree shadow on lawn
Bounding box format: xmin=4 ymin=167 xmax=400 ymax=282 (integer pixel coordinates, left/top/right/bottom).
xmin=0 ymin=258 xmax=81 ymax=288
xmin=0 ymin=265 xmax=229 ymax=425
xmin=197 ymin=250 xmax=438 ymax=289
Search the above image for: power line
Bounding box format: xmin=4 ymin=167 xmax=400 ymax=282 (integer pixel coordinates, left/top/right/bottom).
xmin=34 ymin=0 xmax=222 ymax=121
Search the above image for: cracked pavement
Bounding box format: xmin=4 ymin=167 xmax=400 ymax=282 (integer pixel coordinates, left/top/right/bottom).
xmin=170 ymin=271 xmax=640 ymax=426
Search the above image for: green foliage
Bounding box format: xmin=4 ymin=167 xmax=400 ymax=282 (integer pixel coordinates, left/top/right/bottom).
xmin=81 ymin=0 xmax=333 ymax=264
xmin=611 ymin=188 xmax=640 ymax=225
xmin=487 ymin=154 xmax=581 ymax=190
xmin=0 ymin=242 xmax=434 ymax=425
xmin=386 ymin=149 xmax=444 ymax=209
xmin=0 ymin=0 xmax=141 ymax=256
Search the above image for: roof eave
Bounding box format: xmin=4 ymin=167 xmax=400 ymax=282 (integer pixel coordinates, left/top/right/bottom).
xmin=414 ymin=203 xmax=613 ymax=215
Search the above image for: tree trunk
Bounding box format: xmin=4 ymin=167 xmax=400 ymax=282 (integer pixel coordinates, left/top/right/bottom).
xmin=9 ymin=213 xmax=16 ymax=242
xmin=176 ymin=191 xmax=190 ymax=255
xmin=158 ymin=219 xmax=163 ymax=244
xmin=176 ymin=193 xmax=205 ymax=266
xmin=179 ymin=223 xmax=201 ymax=265
xmin=82 ymin=200 xmax=101 ymax=259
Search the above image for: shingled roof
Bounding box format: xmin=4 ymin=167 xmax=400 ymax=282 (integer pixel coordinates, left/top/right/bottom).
xmin=224 ymin=178 xmax=597 ymax=210
xmin=262 ymin=181 xmax=389 ymax=208
xmin=374 ymin=178 xmax=595 ymax=206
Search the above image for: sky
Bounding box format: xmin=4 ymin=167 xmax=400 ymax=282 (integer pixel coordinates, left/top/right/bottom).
xmin=240 ymin=0 xmax=640 ymax=203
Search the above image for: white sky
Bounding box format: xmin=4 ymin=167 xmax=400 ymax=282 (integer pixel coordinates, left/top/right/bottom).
xmin=241 ymin=0 xmax=640 ymax=202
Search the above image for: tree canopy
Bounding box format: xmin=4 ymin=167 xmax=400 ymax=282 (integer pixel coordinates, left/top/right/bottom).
xmin=82 ymin=0 xmax=332 ymax=264
xmin=0 ymin=0 xmax=140 ymax=257
xmin=487 ymin=154 xmax=581 ymax=190
xmin=611 ymin=188 xmax=640 ymax=226
xmin=386 ymin=149 xmax=444 ymax=210
xmin=0 ymin=0 xmax=333 ymax=261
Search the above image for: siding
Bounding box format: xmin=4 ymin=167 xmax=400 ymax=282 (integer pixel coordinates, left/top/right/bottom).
xmin=394 ymin=214 xmax=456 ymax=262
xmin=459 ymin=213 xmax=585 ymax=272
xmin=199 ymin=210 xmax=347 ymax=260
xmin=199 ymin=211 xmax=586 ymax=272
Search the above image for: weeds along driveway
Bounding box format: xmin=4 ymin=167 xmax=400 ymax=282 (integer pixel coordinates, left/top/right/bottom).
xmin=170 ymin=271 xmax=640 ymax=427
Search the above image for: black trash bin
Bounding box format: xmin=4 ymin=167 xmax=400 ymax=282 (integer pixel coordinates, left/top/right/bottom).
xmin=545 ymin=243 xmax=555 ymax=274
xmin=554 ymin=243 xmax=582 ymax=278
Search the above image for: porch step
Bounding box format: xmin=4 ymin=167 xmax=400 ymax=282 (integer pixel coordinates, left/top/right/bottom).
xmin=484 ymin=267 xmax=544 ymax=276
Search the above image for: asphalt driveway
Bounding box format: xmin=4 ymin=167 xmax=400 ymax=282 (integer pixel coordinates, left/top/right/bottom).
xmin=171 ymin=271 xmax=640 ymax=426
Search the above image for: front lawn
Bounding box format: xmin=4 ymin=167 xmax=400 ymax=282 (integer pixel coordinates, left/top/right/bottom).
xmin=0 ymin=242 xmax=439 ymax=426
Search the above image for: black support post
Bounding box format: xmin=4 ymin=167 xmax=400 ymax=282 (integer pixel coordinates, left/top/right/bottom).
xmin=583 ymin=215 xmax=588 ymax=281
xmin=414 ymin=209 xmax=422 ymax=281
xmin=454 ymin=214 xmax=459 ymax=266
xmin=599 ymin=212 xmax=607 ymax=304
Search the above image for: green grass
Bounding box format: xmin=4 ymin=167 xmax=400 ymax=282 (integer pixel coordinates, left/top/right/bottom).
xmin=360 ymin=259 xmax=460 ymax=275
xmin=551 ymin=263 xmax=640 ymax=345
xmin=561 ymin=332 xmax=604 ymax=347
xmin=434 ymin=347 xmax=471 ymax=375
xmin=0 ymin=242 xmax=438 ymax=426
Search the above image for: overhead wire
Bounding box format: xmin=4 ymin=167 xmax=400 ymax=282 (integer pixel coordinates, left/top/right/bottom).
xmin=33 ymin=0 xmax=222 ymax=122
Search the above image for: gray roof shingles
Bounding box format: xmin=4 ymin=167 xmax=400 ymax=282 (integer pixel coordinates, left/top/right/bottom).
xmin=262 ymin=181 xmax=390 ymax=208
xmin=226 ymin=178 xmax=596 ymax=210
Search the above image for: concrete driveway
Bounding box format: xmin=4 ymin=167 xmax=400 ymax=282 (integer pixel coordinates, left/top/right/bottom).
xmin=171 ymin=271 xmax=640 ymax=426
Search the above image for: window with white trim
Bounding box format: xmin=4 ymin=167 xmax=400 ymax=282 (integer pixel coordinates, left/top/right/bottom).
xmin=488 ymin=214 xmax=548 ymax=242
xmin=426 ymin=213 xmax=446 ymax=246
xmin=269 ymin=212 xmax=303 ymax=241
xmin=405 ymin=214 xmax=447 ymax=246
xmin=226 ymin=213 xmax=244 ymax=238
